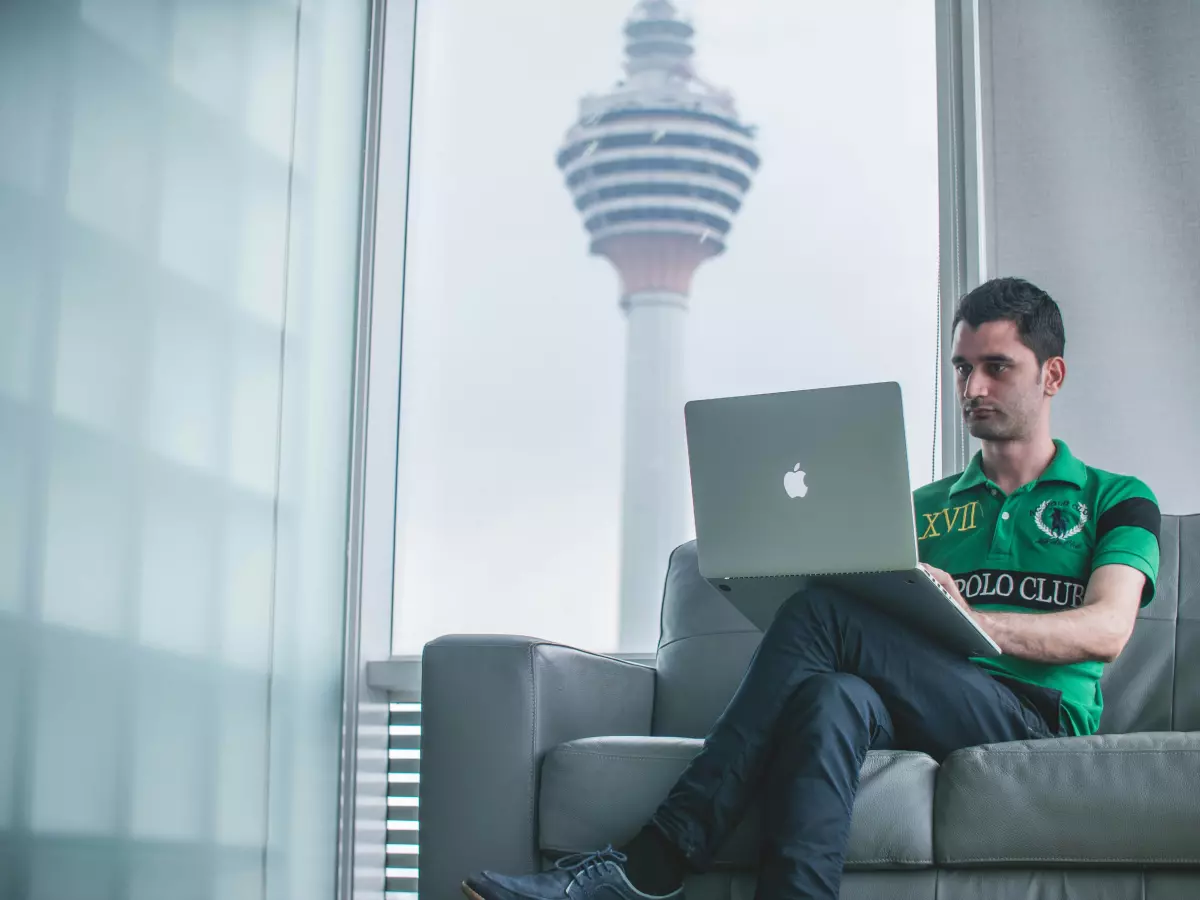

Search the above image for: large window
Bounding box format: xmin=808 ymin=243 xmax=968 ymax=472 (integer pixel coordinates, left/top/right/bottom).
xmin=391 ymin=0 xmax=941 ymax=654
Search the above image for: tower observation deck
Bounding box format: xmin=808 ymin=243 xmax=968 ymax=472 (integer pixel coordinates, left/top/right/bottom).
xmin=557 ymin=0 xmax=761 ymax=296
xmin=556 ymin=0 xmax=761 ymax=649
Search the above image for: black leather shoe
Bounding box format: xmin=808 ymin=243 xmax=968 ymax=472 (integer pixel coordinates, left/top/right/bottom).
xmin=463 ymin=847 xmax=684 ymax=900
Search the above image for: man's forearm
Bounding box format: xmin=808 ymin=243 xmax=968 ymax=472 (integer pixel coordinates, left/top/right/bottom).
xmin=975 ymin=607 xmax=1124 ymax=664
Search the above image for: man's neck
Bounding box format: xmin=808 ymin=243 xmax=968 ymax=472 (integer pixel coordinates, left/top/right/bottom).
xmin=980 ymin=434 xmax=1058 ymax=495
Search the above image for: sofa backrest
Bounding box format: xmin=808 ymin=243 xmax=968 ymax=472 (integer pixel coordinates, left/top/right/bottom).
xmin=652 ymin=514 xmax=1198 ymax=738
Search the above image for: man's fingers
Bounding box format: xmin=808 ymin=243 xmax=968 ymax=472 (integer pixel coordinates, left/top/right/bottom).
xmin=923 ymin=564 xmax=965 ymax=604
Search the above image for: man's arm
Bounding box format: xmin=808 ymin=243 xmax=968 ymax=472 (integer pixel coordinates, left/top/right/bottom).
xmin=922 ymin=563 xmax=1145 ymax=664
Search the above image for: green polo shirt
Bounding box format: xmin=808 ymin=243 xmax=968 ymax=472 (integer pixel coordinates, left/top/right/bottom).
xmin=914 ymin=439 xmax=1161 ymax=737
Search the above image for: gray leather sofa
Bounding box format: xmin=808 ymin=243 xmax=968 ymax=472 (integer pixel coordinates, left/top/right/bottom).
xmin=420 ymin=514 xmax=1200 ymax=900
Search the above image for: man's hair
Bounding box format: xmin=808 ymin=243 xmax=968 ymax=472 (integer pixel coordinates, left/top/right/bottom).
xmin=952 ymin=277 xmax=1066 ymax=365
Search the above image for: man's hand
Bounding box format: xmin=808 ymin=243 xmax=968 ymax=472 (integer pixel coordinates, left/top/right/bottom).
xmin=920 ymin=563 xmax=979 ymax=620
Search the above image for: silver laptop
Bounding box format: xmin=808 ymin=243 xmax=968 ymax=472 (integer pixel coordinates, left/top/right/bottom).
xmin=684 ymin=381 xmax=1001 ymax=658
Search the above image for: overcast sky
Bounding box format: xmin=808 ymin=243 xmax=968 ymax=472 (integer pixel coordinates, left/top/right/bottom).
xmin=390 ymin=0 xmax=940 ymax=654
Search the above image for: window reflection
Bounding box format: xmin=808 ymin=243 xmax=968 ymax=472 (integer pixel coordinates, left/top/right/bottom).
xmin=0 ymin=0 xmax=368 ymax=896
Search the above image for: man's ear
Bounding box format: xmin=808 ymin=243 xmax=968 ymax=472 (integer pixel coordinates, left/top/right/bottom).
xmin=1044 ymin=356 xmax=1067 ymax=396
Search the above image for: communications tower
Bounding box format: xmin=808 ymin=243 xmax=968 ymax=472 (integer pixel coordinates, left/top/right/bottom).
xmin=556 ymin=0 xmax=760 ymax=649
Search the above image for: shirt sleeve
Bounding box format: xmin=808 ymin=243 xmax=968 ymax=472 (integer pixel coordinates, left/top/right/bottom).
xmin=1090 ymin=477 xmax=1161 ymax=606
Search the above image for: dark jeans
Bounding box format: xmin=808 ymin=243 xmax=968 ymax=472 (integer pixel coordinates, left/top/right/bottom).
xmin=650 ymin=583 xmax=1064 ymax=900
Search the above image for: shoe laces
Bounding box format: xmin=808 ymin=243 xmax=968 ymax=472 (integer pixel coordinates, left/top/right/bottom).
xmin=555 ymin=846 xmax=627 ymax=891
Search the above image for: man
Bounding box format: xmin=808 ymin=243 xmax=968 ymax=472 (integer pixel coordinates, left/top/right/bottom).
xmin=463 ymin=277 xmax=1161 ymax=900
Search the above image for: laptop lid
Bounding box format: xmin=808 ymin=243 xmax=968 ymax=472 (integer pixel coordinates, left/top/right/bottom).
xmin=684 ymin=381 xmax=921 ymax=579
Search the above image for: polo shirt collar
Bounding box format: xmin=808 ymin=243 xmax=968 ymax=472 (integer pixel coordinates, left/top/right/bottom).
xmin=1040 ymin=439 xmax=1088 ymax=488
xmin=949 ymin=451 xmax=990 ymax=497
xmin=949 ymin=439 xmax=1086 ymax=497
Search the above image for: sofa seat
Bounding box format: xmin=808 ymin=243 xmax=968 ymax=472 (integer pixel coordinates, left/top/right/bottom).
xmin=538 ymin=737 xmax=938 ymax=869
xmin=935 ymin=732 xmax=1200 ymax=866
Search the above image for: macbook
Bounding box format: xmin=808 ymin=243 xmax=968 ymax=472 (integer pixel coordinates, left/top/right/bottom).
xmin=684 ymin=381 xmax=1001 ymax=657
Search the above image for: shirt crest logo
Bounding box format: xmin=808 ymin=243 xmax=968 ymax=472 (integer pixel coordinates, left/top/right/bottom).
xmin=1034 ymin=500 xmax=1089 ymax=540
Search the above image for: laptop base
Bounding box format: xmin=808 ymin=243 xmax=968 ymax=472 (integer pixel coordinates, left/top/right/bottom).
xmin=705 ymin=569 xmax=1001 ymax=658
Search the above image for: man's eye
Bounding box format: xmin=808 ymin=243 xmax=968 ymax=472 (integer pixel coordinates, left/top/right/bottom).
xmin=990 ymin=364 xmax=1008 ymax=374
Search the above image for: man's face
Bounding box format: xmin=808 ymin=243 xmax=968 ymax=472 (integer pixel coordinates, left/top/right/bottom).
xmin=951 ymin=320 xmax=1058 ymax=442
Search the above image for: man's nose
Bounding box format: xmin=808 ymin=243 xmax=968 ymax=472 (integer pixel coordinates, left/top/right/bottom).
xmin=963 ymin=371 xmax=987 ymax=400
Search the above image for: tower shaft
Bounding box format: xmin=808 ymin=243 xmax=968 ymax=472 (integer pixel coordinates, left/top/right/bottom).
xmin=617 ymin=290 xmax=690 ymax=650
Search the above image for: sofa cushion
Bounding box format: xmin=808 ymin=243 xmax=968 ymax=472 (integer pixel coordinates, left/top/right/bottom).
xmin=1097 ymin=514 xmax=1190 ymax=734
xmin=539 ymin=737 xmax=937 ymax=869
xmin=653 ymin=542 xmax=762 ymax=739
xmin=935 ymin=732 xmax=1200 ymax=865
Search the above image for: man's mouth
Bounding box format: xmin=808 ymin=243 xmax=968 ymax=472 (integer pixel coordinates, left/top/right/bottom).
xmin=967 ymin=407 xmax=996 ymax=417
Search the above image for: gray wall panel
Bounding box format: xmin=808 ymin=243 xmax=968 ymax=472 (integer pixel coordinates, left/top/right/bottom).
xmin=982 ymin=0 xmax=1200 ymax=513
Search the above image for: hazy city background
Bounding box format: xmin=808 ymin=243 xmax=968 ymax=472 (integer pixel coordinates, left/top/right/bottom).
xmin=391 ymin=0 xmax=941 ymax=654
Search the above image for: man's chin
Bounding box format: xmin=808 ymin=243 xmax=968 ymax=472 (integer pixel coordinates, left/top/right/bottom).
xmin=966 ymin=416 xmax=1011 ymax=441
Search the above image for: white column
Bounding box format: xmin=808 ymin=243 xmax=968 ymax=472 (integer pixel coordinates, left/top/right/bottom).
xmin=617 ymin=290 xmax=691 ymax=651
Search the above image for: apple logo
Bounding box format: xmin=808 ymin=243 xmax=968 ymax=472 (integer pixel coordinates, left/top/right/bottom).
xmin=784 ymin=463 xmax=808 ymax=499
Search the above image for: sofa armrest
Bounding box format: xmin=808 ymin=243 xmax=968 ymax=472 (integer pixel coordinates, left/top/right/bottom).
xmin=419 ymin=635 xmax=656 ymax=900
